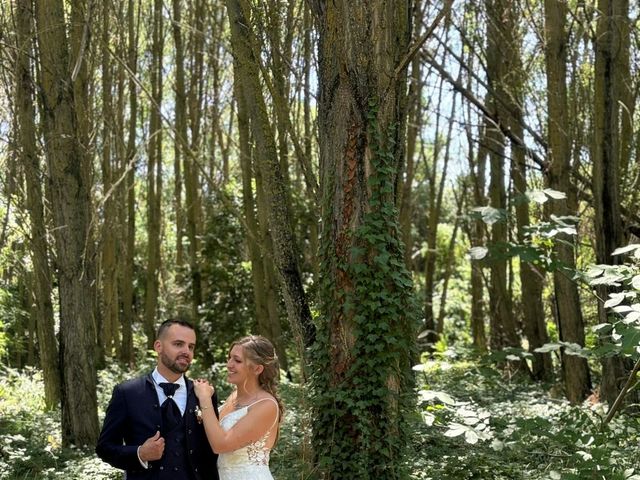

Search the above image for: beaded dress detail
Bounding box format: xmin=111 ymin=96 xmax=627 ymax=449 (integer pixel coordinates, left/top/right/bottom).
xmin=217 ymin=398 xmax=277 ymax=480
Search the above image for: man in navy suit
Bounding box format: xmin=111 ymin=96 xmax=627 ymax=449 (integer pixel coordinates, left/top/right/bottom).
xmin=96 ymin=319 xmax=219 ymax=480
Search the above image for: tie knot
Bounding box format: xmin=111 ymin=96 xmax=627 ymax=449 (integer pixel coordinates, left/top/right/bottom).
xmin=159 ymin=382 xmax=180 ymax=398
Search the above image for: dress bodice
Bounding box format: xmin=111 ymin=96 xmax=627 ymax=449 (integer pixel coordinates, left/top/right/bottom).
xmin=216 ymin=398 xmax=277 ymax=480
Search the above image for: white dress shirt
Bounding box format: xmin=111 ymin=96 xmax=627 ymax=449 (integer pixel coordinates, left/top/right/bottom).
xmin=152 ymin=367 xmax=187 ymax=415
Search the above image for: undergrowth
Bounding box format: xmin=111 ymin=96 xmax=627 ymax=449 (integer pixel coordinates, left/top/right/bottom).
xmin=2 ymin=353 xmax=640 ymax=479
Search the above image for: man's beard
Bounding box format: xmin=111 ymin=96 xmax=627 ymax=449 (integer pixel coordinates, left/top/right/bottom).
xmin=161 ymin=352 xmax=191 ymax=374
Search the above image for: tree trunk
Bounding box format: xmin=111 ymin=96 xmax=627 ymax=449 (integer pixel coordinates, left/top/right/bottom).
xmin=172 ymin=0 xmax=186 ymax=269
xmin=186 ymin=0 xmax=205 ymax=320
xmin=592 ymin=0 xmax=629 ymax=405
xmin=226 ymin=0 xmax=315 ymax=353
xmin=235 ymin=71 xmax=290 ymax=375
xmin=119 ymin=0 xmax=139 ymax=366
xmin=503 ymin=1 xmax=552 ymax=380
xmin=544 ymin=0 xmax=591 ymax=402
xmin=310 ymin=0 xmax=416 ymax=477
xmin=144 ymin=0 xmax=165 ymax=347
xmin=34 ymin=0 xmax=99 ymax=446
xmin=15 ymin=0 xmax=61 ymax=409
xmin=485 ymin=0 xmax=520 ymax=357
xmin=100 ymin=0 xmax=119 ymax=359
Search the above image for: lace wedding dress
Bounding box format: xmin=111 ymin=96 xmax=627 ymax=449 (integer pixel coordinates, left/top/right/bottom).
xmin=217 ymin=399 xmax=277 ymax=480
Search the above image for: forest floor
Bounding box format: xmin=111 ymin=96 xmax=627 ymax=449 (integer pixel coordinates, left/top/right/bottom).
xmin=1 ymin=351 xmax=640 ymax=479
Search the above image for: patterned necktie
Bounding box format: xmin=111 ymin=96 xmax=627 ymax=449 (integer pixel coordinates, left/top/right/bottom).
xmin=159 ymin=382 xmax=181 ymax=433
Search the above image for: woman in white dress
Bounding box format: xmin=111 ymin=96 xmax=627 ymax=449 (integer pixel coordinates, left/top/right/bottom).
xmin=194 ymin=335 xmax=282 ymax=480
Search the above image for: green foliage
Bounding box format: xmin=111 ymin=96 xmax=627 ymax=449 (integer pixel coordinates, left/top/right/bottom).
xmin=312 ymin=104 xmax=418 ymax=479
xmin=197 ymin=191 xmax=258 ymax=362
xmin=414 ymin=353 xmax=640 ymax=479
xmin=469 ymin=190 xmax=577 ymax=273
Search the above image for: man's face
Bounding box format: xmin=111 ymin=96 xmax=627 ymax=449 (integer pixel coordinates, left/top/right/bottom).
xmin=154 ymin=324 xmax=196 ymax=374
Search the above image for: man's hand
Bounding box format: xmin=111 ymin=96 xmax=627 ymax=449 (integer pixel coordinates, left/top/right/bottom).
xmin=139 ymin=431 xmax=165 ymax=462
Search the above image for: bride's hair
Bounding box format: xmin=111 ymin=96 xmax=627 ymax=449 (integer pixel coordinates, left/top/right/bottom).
xmin=232 ymin=335 xmax=284 ymax=421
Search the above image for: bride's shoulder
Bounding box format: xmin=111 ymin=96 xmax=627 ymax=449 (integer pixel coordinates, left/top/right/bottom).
xmin=249 ymin=393 xmax=279 ymax=411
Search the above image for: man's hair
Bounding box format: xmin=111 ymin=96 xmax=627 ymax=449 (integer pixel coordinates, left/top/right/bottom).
xmin=156 ymin=318 xmax=195 ymax=340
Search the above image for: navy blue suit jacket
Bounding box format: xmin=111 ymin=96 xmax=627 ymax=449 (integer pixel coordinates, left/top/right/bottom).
xmin=96 ymin=373 xmax=219 ymax=480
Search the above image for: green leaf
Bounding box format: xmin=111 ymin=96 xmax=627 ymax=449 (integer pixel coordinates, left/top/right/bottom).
xmin=534 ymin=343 xmax=561 ymax=353
xmin=526 ymin=190 xmax=549 ymax=204
xmin=543 ymin=188 xmax=567 ymax=199
xmin=612 ymin=244 xmax=640 ymax=256
xmin=468 ymin=246 xmax=488 ymax=260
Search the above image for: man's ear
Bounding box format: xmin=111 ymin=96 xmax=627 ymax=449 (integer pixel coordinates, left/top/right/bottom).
xmin=153 ymin=339 xmax=161 ymax=353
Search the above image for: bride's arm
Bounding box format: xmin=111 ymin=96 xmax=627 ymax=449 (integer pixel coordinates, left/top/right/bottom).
xmin=195 ymin=384 xmax=278 ymax=454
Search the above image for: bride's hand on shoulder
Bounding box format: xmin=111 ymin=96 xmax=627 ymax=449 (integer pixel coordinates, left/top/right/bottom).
xmin=193 ymin=379 xmax=215 ymax=401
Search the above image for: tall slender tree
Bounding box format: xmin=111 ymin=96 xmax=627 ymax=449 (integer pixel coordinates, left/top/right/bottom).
xmin=14 ymin=0 xmax=60 ymax=409
xmin=592 ymin=0 xmax=630 ymax=405
xmin=34 ymin=0 xmax=99 ymax=445
xmin=544 ymin=0 xmax=591 ymax=402
xmin=143 ymin=0 xmax=165 ymax=346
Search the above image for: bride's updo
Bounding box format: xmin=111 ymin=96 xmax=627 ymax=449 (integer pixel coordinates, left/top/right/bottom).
xmin=232 ymin=335 xmax=284 ymax=420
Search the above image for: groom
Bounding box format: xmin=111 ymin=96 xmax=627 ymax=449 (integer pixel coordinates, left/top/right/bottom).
xmin=96 ymin=319 xmax=219 ymax=480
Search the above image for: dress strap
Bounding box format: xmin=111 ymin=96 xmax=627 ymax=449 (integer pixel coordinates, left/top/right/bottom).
xmin=247 ymin=397 xmax=280 ymax=430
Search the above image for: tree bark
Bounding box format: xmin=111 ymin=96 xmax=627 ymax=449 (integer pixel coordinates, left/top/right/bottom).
xmin=485 ymin=0 xmax=520 ymax=357
xmin=592 ymin=0 xmax=629 ymax=405
xmin=226 ymin=0 xmax=315 ymax=353
xmin=119 ymin=0 xmax=139 ymax=366
xmin=503 ymin=1 xmax=552 ymax=380
xmin=310 ymin=0 xmax=416 ymax=476
xmin=15 ymin=0 xmax=61 ymax=409
xmin=144 ymin=0 xmax=165 ymax=347
xmin=544 ymin=0 xmax=591 ymax=402
xmin=100 ymin=0 xmax=119 ymax=359
xmin=34 ymin=0 xmax=99 ymax=445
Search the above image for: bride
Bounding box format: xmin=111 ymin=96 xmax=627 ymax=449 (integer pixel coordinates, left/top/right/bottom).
xmin=194 ymin=335 xmax=282 ymax=480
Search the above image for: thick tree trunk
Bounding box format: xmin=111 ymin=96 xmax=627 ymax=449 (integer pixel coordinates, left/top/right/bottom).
xmin=310 ymin=0 xmax=416 ymax=477
xmin=15 ymin=0 xmax=61 ymax=409
xmin=34 ymin=0 xmax=99 ymax=446
xmin=544 ymin=0 xmax=591 ymax=402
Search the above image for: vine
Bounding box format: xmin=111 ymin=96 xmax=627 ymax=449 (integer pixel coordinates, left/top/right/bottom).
xmin=312 ymin=102 xmax=418 ymax=479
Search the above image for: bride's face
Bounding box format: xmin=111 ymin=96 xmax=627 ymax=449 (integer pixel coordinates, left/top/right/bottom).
xmin=226 ymin=345 xmax=253 ymax=385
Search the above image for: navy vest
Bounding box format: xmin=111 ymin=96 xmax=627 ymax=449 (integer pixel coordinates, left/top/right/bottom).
xmin=156 ymin=409 xmax=195 ymax=480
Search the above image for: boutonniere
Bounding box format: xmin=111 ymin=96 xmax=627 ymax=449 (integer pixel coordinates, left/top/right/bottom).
xmin=195 ymin=405 xmax=203 ymax=424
